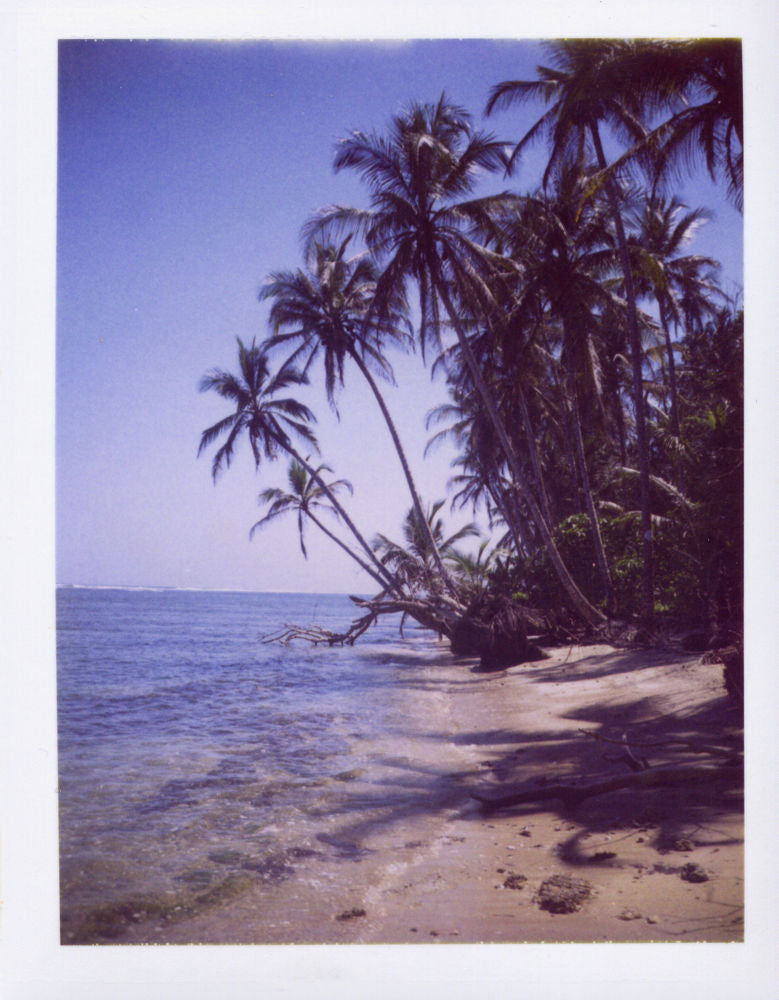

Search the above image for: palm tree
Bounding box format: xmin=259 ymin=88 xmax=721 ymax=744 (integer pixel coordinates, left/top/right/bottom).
xmin=494 ymin=165 xmax=621 ymax=610
xmin=251 ymin=458 xmax=384 ymax=584
xmin=447 ymin=539 xmax=510 ymax=602
xmin=373 ymin=500 xmax=480 ymax=597
xmin=259 ymin=237 xmax=458 ymax=596
xmin=626 ymin=194 xmax=721 ymax=440
xmin=426 ymin=387 xmax=529 ymax=559
xmin=312 ymin=95 xmax=606 ymax=626
xmin=198 ymin=337 xmax=398 ymax=593
xmin=591 ymin=39 xmax=743 ymax=210
xmin=487 ymin=41 xmax=658 ymax=623
xmin=653 ymin=39 xmax=742 ymax=210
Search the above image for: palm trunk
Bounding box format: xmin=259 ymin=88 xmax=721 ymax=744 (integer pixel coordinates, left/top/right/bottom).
xmin=516 ymin=386 xmax=555 ymax=529
xmin=540 ymin=330 xmax=581 ymax=516
xmin=348 ymin=348 xmax=461 ymax=601
xmin=604 ymin=359 xmax=628 ymax=467
xmin=487 ymin=482 xmax=527 ymax=560
xmin=590 ymin=121 xmax=654 ymax=625
xmin=562 ymin=333 xmax=616 ymax=614
xmin=271 ymin=432 xmax=402 ymax=595
xmin=434 ymin=276 xmax=606 ymax=628
xmin=306 ymin=510 xmax=390 ymax=592
xmin=658 ymin=297 xmax=681 ymax=441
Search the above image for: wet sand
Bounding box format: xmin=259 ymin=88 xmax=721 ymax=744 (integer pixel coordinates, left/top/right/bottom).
xmin=103 ymin=641 xmax=743 ymax=945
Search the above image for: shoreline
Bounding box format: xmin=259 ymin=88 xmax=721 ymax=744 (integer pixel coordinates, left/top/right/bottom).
xmin=73 ymin=640 xmax=743 ymax=945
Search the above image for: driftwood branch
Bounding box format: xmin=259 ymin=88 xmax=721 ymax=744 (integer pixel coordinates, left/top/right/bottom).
xmin=471 ymin=762 xmax=743 ymax=812
xmin=262 ymin=592 xmax=461 ymax=647
xmin=262 ymin=610 xmax=377 ymax=647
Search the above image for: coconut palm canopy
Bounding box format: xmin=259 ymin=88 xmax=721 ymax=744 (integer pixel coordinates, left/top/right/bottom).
xmin=195 ymin=40 xmax=743 ymax=649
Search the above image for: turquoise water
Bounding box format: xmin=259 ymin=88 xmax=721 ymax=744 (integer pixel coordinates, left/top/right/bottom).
xmin=56 ymin=587 xmax=438 ymax=933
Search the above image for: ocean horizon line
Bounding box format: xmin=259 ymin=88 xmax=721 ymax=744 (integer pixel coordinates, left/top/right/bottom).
xmin=56 ymin=583 xmax=358 ymax=596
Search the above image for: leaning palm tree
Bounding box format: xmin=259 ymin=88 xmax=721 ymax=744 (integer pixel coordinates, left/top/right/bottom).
xmin=259 ymin=236 xmax=458 ymax=597
xmin=426 ymin=387 xmax=529 ymax=559
xmin=311 ymin=95 xmax=606 ymax=626
xmin=487 ymin=41 xmax=658 ymax=623
xmin=251 ymin=458 xmax=384 ymax=584
xmin=494 ymin=164 xmax=622 ymax=610
xmin=198 ymin=337 xmax=398 ymax=594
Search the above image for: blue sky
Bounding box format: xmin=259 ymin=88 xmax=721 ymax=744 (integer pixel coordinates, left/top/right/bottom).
xmin=56 ymin=38 xmax=744 ymax=593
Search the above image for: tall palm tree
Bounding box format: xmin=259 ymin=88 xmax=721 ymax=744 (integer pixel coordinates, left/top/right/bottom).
xmin=312 ymin=95 xmax=606 ymax=626
xmin=198 ymin=337 xmax=398 ymax=594
xmin=251 ymin=458 xmax=383 ymax=584
xmin=259 ymin=237 xmax=458 ymax=596
xmin=495 ymin=165 xmax=622 ymax=610
xmin=487 ymin=41 xmax=658 ymax=623
xmin=426 ymin=387 xmax=529 ymax=559
xmin=626 ymin=194 xmax=721 ymax=440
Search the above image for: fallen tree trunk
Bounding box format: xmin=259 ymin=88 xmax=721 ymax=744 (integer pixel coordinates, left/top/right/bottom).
xmin=262 ymin=590 xmax=556 ymax=669
xmin=471 ymin=762 xmax=743 ymax=812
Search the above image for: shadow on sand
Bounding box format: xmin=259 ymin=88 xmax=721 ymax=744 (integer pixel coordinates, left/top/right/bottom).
xmin=304 ymin=646 xmax=743 ymax=891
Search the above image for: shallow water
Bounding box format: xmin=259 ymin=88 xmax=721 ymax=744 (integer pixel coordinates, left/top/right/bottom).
xmin=56 ymin=587 xmax=445 ymax=938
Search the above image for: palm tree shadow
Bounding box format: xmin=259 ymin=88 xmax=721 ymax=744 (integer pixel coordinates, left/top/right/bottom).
xmin=307 ymin=654 xmax=743 ymax=884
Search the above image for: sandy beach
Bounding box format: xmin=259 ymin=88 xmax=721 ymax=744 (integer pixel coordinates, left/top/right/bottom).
xmin=96 ymin=640 xmax=743 ymax=946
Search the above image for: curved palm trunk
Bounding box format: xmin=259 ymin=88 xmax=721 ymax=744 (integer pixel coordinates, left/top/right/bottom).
xmin=590 ymin=122 xmax=654 ymax=624
xmin=658 ymin=298 xmax=681 ymax=441
xmin=269 ymin=431 xmax=402 ymax=595
xmin=612 ymin=376 xmax=628 ymax=468
xmin=557 ymin=377 xmax=586 ymax=508
xmin=562 ymin=335 xmax=616 ymax=614
xmin=434 ymin=276 xmax=606 ymax=627
xmin=487 ymin=482 xmax=527 ymax=559
xmin=348 ymin=348 xmax=462 ymax=601
xmin=306 ymin=510 xmax=390 ymax=593
xmin=516 ymin=387 xmax=555 ymax=529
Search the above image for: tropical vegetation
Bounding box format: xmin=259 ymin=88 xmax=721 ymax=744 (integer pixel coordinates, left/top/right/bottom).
xmin=198 ymin=39 xmax=743 ymax=670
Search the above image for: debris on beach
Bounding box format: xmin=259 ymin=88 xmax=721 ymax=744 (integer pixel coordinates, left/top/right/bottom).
xmin=536 ymin=874 xmax=593 ymax=914
xmin=502 ymin=873 xmax=527 ymax=890
xmin=680 ymin=863 xmax=709 ymax=883
xmin=333 ymin=768 xmax=364 ymax=782
xmin=587 ymin=851 xmax=617 ymax=863
xmin=336 ymin=906 xmax=367 ymax=921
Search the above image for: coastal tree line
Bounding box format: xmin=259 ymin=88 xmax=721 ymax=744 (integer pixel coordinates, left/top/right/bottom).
xmin=198 ymin=39 xmax=743 ymax=668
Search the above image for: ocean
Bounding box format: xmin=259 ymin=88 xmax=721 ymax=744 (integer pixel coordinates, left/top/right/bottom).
xmin=56 ymin=586 xmax=446 ymax=940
